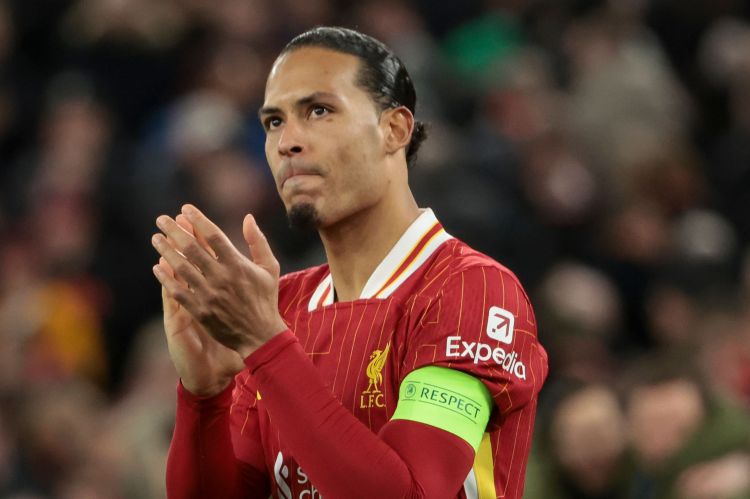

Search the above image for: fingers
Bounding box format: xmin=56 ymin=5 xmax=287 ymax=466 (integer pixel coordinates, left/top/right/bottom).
xmin=153 ymin=254 xmax=198 ymax=313
xmin=157 ymin=257 xmax=175 ymax=308
xmin=157 ymin=214 xmax=220 ymax=275
xmin=156 ymin=257 xmax=181 ymax=315
xmin=181 ymin=204 xmax=236 ymax=262
xmin=176 ymin=213 xmax=217 ymax=259
xmin=152 ymin=230 xmax=208 ymax=294
xmin=243 ymin=214 xmax=279 ymax=275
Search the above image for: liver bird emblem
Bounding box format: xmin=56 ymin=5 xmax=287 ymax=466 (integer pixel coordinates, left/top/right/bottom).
xmin=364 ymin=342 xmax=391 ymax=394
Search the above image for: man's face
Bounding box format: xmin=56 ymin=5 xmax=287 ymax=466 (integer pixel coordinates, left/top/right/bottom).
xmin=260 ymin=47 xmax=391 ymax=229
xmin=627 ymin=379 xmax=706 ymax=467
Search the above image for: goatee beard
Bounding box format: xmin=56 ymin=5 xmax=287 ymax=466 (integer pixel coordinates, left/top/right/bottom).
xmin=288 ymin=203 xmax=322 ymax=231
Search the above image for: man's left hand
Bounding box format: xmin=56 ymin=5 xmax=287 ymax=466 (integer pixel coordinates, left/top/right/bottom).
xmin=152 ymin=204 xmax=287 ymax=358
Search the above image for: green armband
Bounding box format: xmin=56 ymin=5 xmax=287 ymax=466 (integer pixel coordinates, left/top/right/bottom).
xmin=391 ymin=366 xmax=492 ymax=450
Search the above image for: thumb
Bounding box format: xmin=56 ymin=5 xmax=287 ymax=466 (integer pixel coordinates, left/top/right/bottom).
xmin=243 ymin=214 xmax=279 ymax=273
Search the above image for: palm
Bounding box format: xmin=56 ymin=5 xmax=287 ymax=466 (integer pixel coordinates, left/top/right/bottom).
xmin=163 ymin=286 xmax=245 ymax=396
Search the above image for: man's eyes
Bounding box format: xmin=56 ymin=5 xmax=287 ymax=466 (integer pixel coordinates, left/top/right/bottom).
xmin=263 ymin=105 xmax=332 ymax=131
xmin=265 ymin=117 xmax=283 ymax=130
xmin=310 ymin=105 xmax=330 ymax=118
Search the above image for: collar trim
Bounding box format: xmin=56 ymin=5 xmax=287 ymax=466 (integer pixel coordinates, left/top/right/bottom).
xmin=307 ymin=209 xmax=452 ymax=310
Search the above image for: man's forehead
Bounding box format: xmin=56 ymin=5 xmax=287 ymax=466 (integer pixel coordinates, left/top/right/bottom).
xmin=264 ymin=47 xmax=362 ymax=104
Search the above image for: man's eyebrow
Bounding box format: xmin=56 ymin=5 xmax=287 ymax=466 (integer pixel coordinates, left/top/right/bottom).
xmin=258 ymin=92 xmax=340 ymax=119
xmin=257 ymin=105 xmax=281 ymax=120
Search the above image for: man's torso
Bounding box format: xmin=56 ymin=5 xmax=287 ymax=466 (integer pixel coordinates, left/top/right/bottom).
xmin=231 ymin=216 xmax=547 ymax=499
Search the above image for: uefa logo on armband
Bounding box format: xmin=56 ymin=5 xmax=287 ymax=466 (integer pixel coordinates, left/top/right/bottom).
xmin=486 ymin=306 xmax=514 ymax=344
xmin=405 ymin=383 xmax=417 ymax=399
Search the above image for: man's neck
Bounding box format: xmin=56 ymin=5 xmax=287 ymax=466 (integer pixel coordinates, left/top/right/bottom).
xmin=320 ymin=195 xmax=420 ymax=302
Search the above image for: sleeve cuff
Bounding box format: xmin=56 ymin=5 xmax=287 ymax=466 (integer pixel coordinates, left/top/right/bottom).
xmin=244 ymin=329 xmax=298 ymax=374
xmin=177 ymin=378 xmax=236 ymax=410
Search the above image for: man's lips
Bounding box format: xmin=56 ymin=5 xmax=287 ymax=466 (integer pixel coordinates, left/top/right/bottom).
xmin=279 ymin=165 xmax=322 ymax=188
xmin=282 ymin=173 xmax=322 ymax=190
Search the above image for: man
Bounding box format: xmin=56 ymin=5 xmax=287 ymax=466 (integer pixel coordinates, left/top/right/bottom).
xmin=152 ymin=26 xmax=548 ymax=499
xmin=624 ymin=353 xmax=750 ymax=499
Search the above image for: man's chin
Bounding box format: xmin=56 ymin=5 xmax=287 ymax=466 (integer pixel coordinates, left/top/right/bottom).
xmin=287 ymin=203 xmax=322 ymax=231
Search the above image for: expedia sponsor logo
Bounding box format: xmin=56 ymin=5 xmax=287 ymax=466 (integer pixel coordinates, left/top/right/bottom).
xmin=446 ymin=336 xmax=527 ymax=380
xmin=486 ymin=306 xmax=514 ymax=344
xmin=402 ymin=380 xmax=483 ymax=421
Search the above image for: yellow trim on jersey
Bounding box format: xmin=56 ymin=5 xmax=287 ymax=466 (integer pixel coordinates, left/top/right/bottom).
xmin=360 ymin=209 xmax=453 ymax=299
xmin=474 ymin=433 xmax=496 ymax=499
xmin=374 ymin=224 xmax=447 ymax=299
xmin=306 ymin=210 xmax=453 ymax=310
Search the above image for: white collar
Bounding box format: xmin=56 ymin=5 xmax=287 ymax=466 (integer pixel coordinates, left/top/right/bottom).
xmin=308 ymin=209 xmax=453 ymax=310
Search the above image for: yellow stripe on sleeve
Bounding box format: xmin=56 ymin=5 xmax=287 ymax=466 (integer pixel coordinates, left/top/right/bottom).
xmin=474 ymin=432 xmax=496 ymax=499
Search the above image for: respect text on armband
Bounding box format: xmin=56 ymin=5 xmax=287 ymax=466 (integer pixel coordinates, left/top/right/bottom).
xmin=402 ymin=380 xmax=483 ymax=422
xmin=445 ymin=336 xmax=527 ymax=380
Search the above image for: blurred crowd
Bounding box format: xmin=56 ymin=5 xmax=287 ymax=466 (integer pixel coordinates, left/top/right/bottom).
xmin=0 ymin=0 xmax=749 ymax=497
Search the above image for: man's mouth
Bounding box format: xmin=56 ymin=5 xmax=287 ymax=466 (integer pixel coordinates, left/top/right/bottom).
xmin=282 ymin=172 xmax=321 ymax=189
xmin=279 ymin=164 xmax=322 ymax=188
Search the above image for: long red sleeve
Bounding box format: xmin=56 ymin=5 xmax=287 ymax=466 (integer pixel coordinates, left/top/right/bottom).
xmin=167 ymin=330 xmax=476 ymax=499
xmin=166 ymin=380 xmax=269 ymax=499
xmin=245 ymin=330 xmax=475 ymax=499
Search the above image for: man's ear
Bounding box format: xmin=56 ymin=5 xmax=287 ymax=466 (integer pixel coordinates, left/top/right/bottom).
xmin=382 ymin=106 xmax=414 ymax=155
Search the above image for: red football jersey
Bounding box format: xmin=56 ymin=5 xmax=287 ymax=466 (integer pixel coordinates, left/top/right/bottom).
xmin=229 ymin=209 xmax=548 ymax=499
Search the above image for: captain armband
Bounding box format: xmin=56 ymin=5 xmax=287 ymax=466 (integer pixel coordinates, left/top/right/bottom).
xmin=391 ymin=366 xmax=492 ymax=451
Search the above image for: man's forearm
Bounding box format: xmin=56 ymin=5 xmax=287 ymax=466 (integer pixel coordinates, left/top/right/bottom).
xmin=166 ymin=381 xmax=268 ymax=499
xmin=246 ymin=331 xmax=474 ymax=499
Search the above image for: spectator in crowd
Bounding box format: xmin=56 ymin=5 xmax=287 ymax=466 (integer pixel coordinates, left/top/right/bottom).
xmin=525 ymin=383 xmax=632 ymax=499
xmin=624 ymin=353 xmax=750 ymax=499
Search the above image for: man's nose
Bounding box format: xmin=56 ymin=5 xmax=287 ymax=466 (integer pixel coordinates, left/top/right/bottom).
xmin=277 ymin=119 xmax=305 ymax=156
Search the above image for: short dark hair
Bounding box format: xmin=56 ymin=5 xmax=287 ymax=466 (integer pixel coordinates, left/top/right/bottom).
xmin=282 ymin=26 xmax=427 ymax=168
xmin=619 ymin=349 xmax=712 ymax=411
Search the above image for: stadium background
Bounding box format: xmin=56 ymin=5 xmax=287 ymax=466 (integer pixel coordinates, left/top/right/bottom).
xmin=0 ymin=0 xmax=749 ymax=497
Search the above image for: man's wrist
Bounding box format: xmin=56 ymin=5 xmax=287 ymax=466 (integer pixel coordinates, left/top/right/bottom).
xmin=244 ymin=329 xmax=297 ymax=372
xmin=237 ymin=317 xmax=289 ymax=359
xmin=178 ymin=378 xmax=236 ymax=408
xmin=236 ymin=341 xmax=256 ymax=359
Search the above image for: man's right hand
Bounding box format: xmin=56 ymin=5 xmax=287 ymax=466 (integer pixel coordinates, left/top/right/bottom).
xmin=157 ymin=216 xmax=245 ymax=397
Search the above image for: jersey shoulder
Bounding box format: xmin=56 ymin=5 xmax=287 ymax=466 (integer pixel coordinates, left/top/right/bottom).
xmin=419 ymin=237 xmax=529 ymax=302
xmin=405 ymin=238 xmax=548 ymax=414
